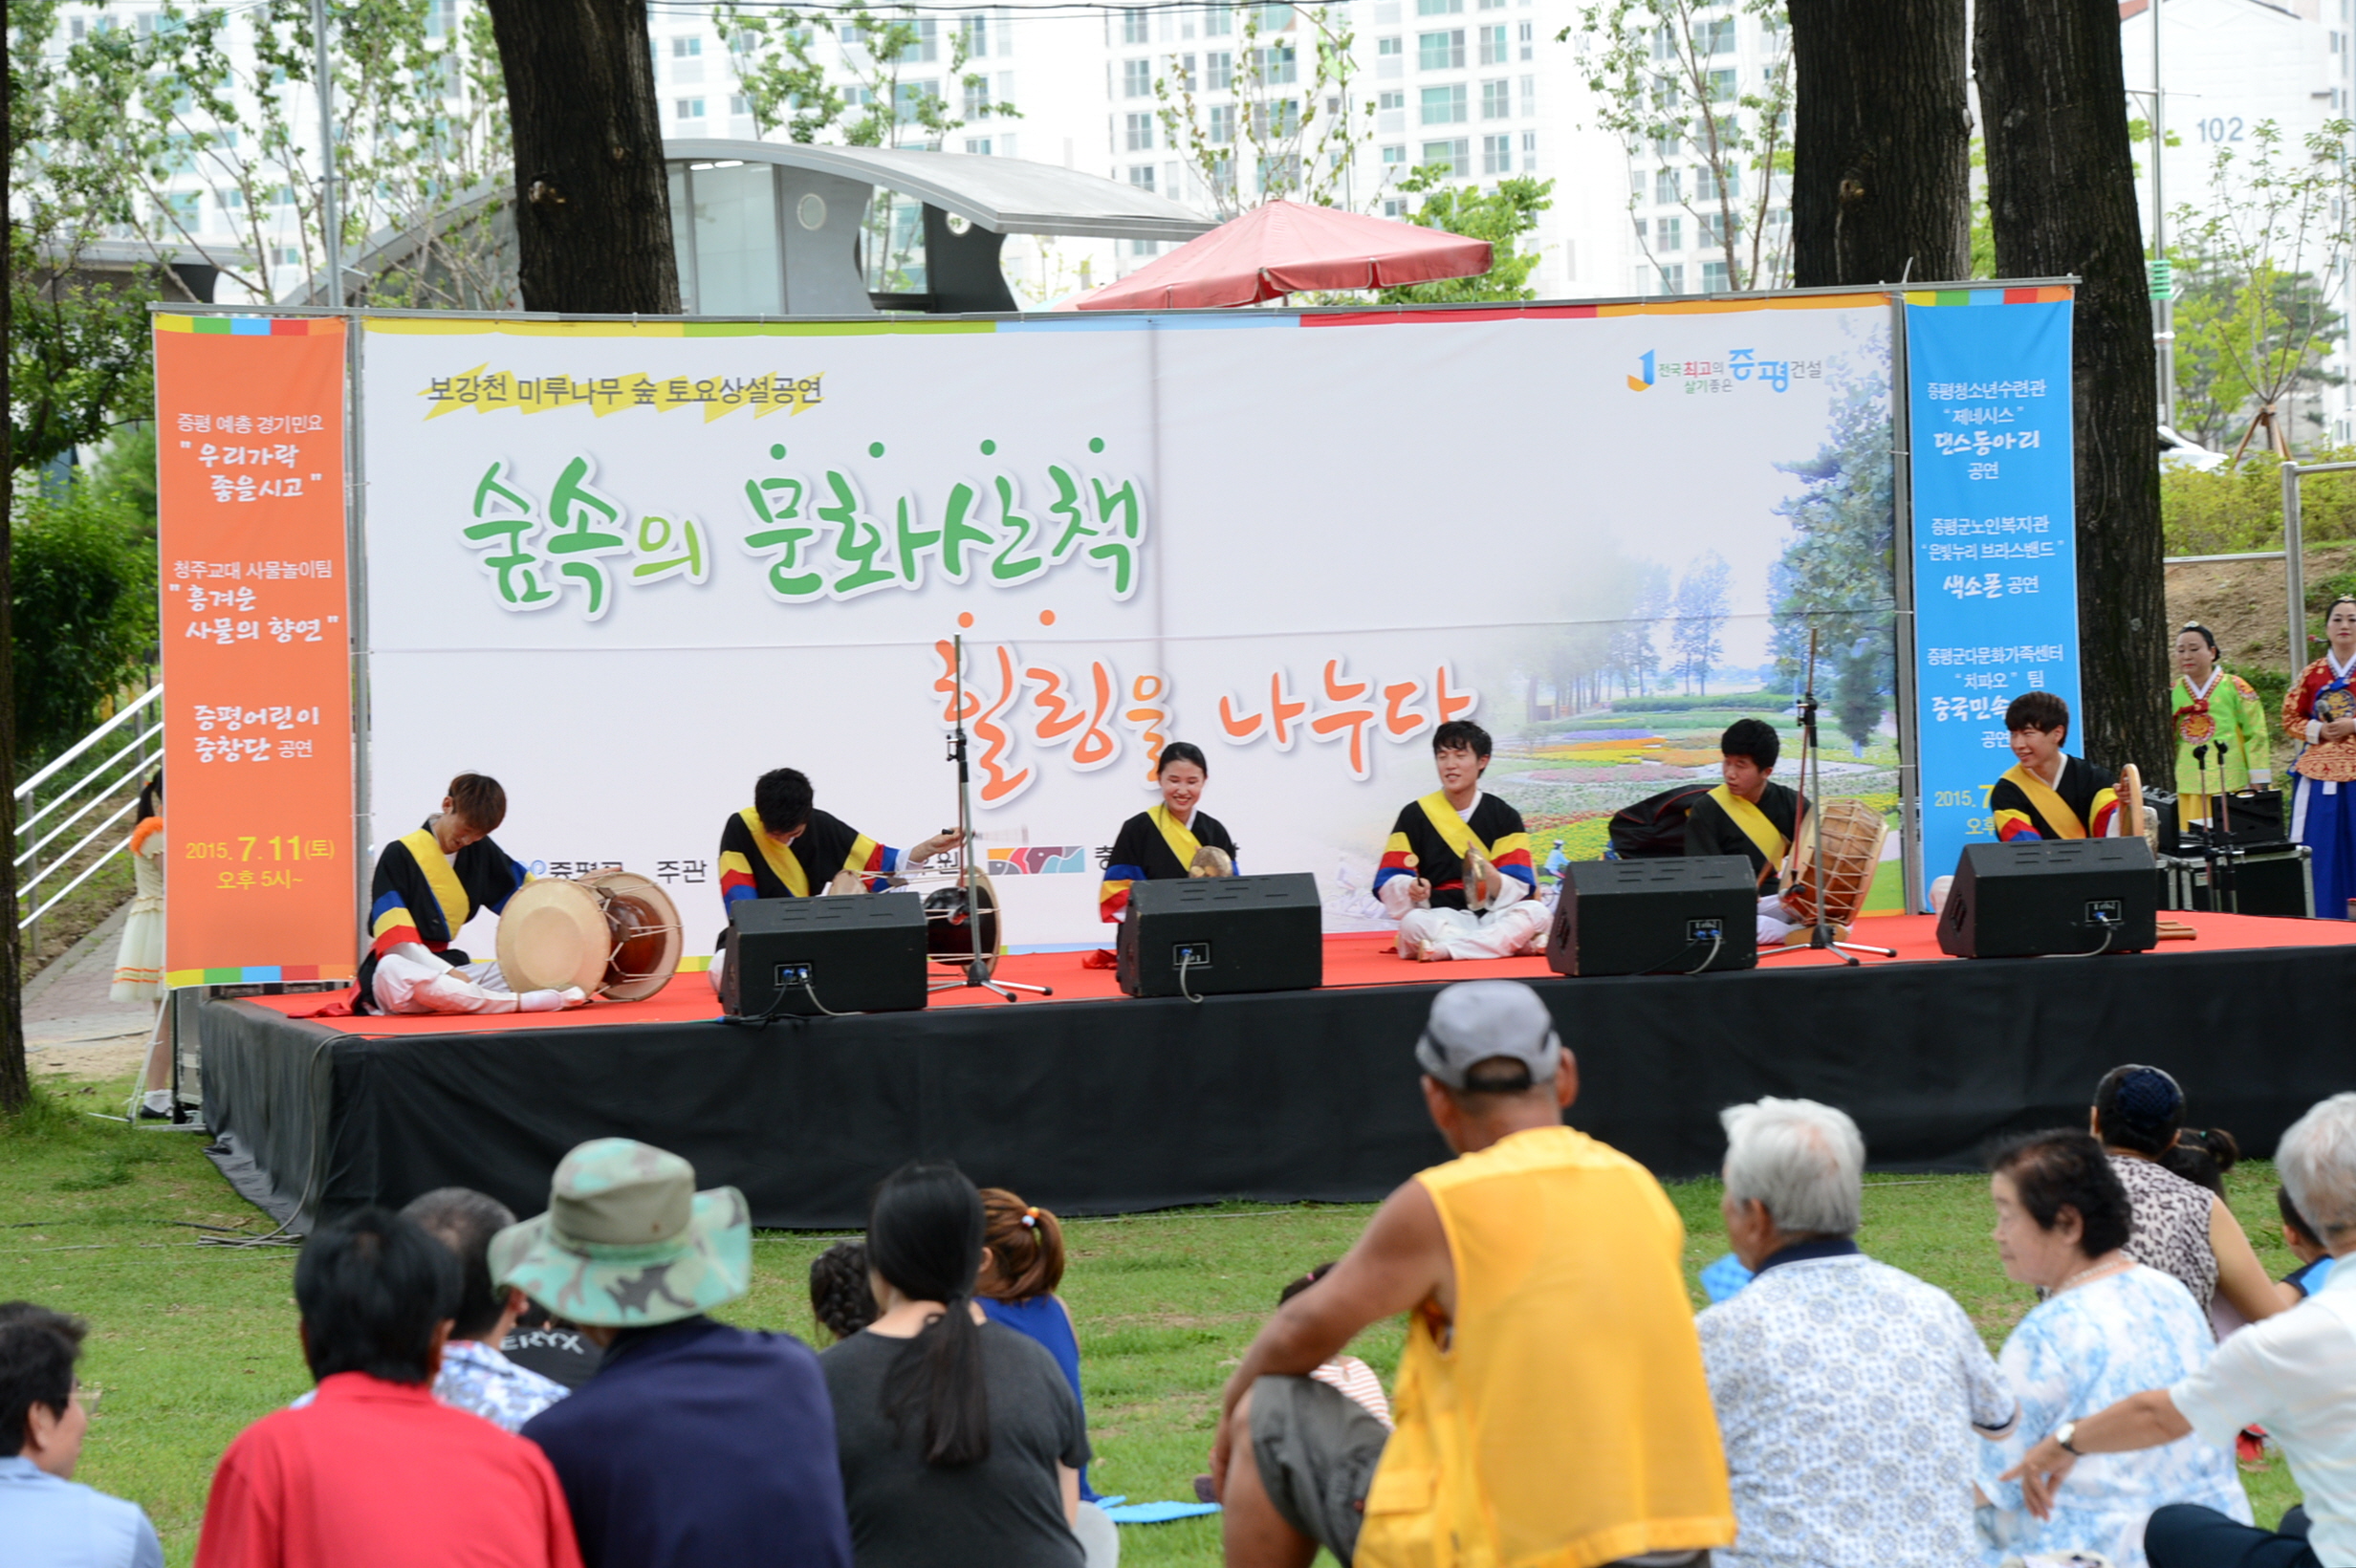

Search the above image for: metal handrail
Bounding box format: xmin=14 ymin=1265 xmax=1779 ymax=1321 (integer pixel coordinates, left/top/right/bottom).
xmin=17 ymin=717 xmax=161 ymax=848
xmin=14 ymin=686 xmax=161 ymax=799
xmin=18 ymin=796 xmax=142 ymax=929
xmin=17 ymin=740 xmax=158 ymax=877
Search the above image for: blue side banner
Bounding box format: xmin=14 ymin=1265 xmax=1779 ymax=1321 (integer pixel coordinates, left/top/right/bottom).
xmin=1905 ymin=294 xmax=2080 ymax=900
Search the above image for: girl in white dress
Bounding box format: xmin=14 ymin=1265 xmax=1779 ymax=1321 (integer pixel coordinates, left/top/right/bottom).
xmin=111 ymin=773 xmax=169 ymax=1116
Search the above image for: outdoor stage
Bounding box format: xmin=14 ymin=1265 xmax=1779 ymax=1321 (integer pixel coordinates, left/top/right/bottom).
xmin=198 ymin=912 xmax=2356 ymax=1231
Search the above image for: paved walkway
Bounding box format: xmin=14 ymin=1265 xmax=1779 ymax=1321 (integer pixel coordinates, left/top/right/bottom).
xmin=25 ymin=904 xmax=160 ymax=1081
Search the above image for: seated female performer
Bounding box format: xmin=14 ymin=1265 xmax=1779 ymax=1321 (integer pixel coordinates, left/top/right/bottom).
xmin=1099 ymin=742 xmax=1238 ymax=922
xmin=358 ymin=773 xmax=587 ymax=1015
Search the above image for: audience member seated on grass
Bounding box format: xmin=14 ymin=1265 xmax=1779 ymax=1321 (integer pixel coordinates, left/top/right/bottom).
xmin=192 ymin=1209 xmax=582 ymax=1568
xmin=497 ymin=1139 xmax=851 ymax=1568
xmin=2004 ymin=1093 xmax=2356 ymax=1568
xmin=2276 ymin=1185 xmax=2338 ymax=1307
xmin=822 ymin=1163 xmax=1094 ymax=1568
xmin=400 ymin=1187 xmax=569 ymax=1432
xmin=1208 ymin=980 xmax=1734 ymax=1568
xmin=975 ymin=1187 xmax=1120 ymax=1568
xmin=1977 ymin=1131 xmax=2249 ymax=1568
xmin=811 ymin=1239 xmax=880 ymax=1342
xmin=1696 ymin=1099 xmax=2017 ymax=1568
xmin=1276 ymin=1265 xmax=1390 ymax=1427
xmin=2092 ymin=1066 xmax=2281 ymax=1331
xmin=0 ymin=1302 xmax=164 ymax=1568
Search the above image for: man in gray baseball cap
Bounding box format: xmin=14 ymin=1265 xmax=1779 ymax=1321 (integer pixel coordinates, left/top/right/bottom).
xmin=1208 ymin=980 xmax=1734 ymax=1568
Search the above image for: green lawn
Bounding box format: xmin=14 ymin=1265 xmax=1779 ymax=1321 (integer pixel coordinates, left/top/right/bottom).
xmin=1 ymin=1073 xmax=2308 ymax=1567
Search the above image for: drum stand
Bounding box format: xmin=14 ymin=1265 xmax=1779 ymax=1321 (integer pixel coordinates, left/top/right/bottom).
xmin=1760 ymin=629 xmax=1898 ymax=966
xmin=929 ymin=635 xmax=1052 ymax=1003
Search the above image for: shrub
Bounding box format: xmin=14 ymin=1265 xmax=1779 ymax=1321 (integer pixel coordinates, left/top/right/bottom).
xmin=12 ymin=475 xmax=157 ymax=765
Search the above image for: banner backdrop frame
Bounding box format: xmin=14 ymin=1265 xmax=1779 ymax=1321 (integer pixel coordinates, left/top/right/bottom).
xmin=160 ymin=279 xmax=2080 ymax=971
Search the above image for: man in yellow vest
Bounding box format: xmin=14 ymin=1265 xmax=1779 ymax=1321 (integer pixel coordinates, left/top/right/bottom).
xmin=1683 ymin=718 xmax=1809 ymax=947
xmin=1208 ymin=981 xmax=1734 ymax=1568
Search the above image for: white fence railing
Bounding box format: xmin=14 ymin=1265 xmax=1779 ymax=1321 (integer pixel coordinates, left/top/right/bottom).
xmin=16 ymin=686 xmax=164 ymax=931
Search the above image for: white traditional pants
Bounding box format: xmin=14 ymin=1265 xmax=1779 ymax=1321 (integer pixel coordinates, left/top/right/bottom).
xmin=1395 ymin=902 xmax=1551 ymax=960
xmin=1756 ymin=893 xmax=1799 ymax=945
xmin=371 ymin=952 xmax=572 ymax=1015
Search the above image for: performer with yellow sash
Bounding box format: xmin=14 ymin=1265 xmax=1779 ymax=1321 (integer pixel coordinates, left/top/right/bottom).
xmin=1683 ymin=718 xmax=1811 ymax=945
xmin=1099 ymin=742 xmax=1238 ymax=921
xmin=716 ymin=767 xmax=963 ymax=910
xmin=1990 ymin=691 xmax=2122 ymax=842
xmin=357 ymin=773 xmax=587 ymax=1015
xmin=1375 ymin=721 xmax=1545 ymax=961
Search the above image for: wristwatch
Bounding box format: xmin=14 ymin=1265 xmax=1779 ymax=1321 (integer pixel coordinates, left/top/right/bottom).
xmin=2054 ymin=1421 xmax=2082 ymax=1455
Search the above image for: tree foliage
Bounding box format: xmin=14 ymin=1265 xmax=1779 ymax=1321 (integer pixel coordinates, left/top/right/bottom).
xmin=2170 ymin=118 xmax=2356 ymax=465
xmin=1154 ymin=6 xmax=1370 ymax=218
xmin=1669 ymin=551 xmax=1734 ymax=692
xmin=10 ymin=0 xmax=161 ymax=472
xmin=1375 ymin=167 xmax=1554 ymax=303
xmin=11 ymin=476 xmax=156 ymax=766
xmin=719 ymin=4 xmax=1014 ymax=148
xmin=1570 ymin=0 xmax=1794 ymax=291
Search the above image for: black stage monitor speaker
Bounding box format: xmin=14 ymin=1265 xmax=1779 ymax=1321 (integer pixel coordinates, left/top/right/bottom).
xmin=1547 ymin=856 xmax=1758 ymax=976
xmin=723 ymin=891 xmax=928 ymax=1016
xmin=1936 ymin=838 xmax=2159 ymax=958
xmin=1117 ymin=873 xmax=1322 ymax=998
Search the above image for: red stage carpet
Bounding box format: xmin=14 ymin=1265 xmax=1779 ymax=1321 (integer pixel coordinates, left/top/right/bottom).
xmin=250 ymin=910 xmax=2356 ymax=1036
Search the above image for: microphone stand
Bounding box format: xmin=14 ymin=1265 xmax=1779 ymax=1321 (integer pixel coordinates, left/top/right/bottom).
xmin=2213 ymin=739 xmax=2239 ymax=913
xmin=2191 ymin=744 xmax=2226 ymax=915
xmin=1759 ymin=627 xmax=1898 ymax=965
xmin=928 ymin=634 xmax=1051 ymax=1002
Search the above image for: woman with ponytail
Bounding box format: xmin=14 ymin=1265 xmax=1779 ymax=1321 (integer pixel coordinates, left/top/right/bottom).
xmin=2091 ymin=1066 xmax=2282 ymax=1336
xmin=822 ymin=1162 xmax=1092 ymax=1568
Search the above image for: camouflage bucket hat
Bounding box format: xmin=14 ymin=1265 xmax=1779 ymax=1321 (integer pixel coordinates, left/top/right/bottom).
xmin=490 ymin=1138 xmax=751 ymax=1328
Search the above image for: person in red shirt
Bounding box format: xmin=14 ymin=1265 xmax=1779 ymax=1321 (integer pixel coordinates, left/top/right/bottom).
xmin=193 ymin=1208 xmax=582 ymax=1568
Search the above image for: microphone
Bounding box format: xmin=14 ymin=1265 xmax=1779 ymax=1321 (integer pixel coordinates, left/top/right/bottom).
xmin=2193 ymin=745 xmax=2210 ymax=766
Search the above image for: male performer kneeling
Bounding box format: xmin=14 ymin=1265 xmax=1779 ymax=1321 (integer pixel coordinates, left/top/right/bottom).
xmin=1991 ymin=691 xmax=2122 ymax=841
xmin=710 ymin=768 xmax=966 ymax=993
xmin=358 ymin=773 xmax=587 ymax=1015
xmin=1376 ymin=722 xmax=1546 ymax=962
xmin=1683 ymin=718 xmax=1811 ymax=946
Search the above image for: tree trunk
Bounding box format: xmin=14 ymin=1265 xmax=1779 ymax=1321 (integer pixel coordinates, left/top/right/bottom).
xmin=1 ymin=19 xmax=26 ymax=1114
xmin=1789 ymin=0 xmax=1972 ymax=288
xmin=484 ymin=0 xmax=681 ymax=314
xmin=1976 ymin=0 xmax=2170 ymax=781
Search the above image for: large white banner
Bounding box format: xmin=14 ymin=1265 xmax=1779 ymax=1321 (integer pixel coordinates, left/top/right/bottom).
xmin=358 ymin=298 xmax=1903 ymax=957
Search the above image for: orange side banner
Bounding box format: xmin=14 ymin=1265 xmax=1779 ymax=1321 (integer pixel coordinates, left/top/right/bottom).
xmin=155 ymin=315 xmax=357 ymax=985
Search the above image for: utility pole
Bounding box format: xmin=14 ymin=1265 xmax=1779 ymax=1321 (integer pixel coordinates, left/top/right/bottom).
xmin=313 ymin=0 xmax=341 ymax=305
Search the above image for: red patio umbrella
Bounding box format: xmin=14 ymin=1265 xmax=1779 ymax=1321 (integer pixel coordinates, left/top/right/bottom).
xmin=1065 ymin=199 xmax=1492 ymax=311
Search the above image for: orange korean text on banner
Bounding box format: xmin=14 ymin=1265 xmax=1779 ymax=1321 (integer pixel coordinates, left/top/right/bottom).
xmin=155 ymin=315 xmax=355 ymax=985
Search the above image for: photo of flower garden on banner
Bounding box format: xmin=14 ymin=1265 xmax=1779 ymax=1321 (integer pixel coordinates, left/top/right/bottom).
xmin=354 ymin=298 xmax=1947 ymax=956
xmin=154 ymin=315 xmax=357 ymax=984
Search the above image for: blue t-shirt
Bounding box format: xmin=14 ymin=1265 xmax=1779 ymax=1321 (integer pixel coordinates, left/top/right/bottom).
xmin=0 ymin=1454 xmax=163 ymax=1568
xmin=979 ymin=1295 xmax=1100 ymax=1501
xmin=522 ymin=1316 xmax=852 ymax=1568
xmin=2287 ymin=1253 xmax=2337 ymax=1296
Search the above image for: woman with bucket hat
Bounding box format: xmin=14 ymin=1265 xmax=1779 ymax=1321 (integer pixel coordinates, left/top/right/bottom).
xmin=493 ymin=1139 xmax=852 ymax=1568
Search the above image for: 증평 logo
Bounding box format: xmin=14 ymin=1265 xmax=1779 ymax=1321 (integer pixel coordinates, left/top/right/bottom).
xmin=1627 ymin=350 xmax=1655 ymax=392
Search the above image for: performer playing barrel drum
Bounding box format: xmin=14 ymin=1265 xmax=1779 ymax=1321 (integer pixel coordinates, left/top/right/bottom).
xmin=1991 ymin=692 xmax=2122 ymax=842
xmin=1099 ymin=742 xmax=1238 ymax=922
xmin=2285 ymin=595 xmax=2356 ymax=918
xmin=358 ymin=773 xmax=589 ymax=1015
xmin=1683 ymin=718 xmax=1809 ymax=945
xmin=716 ymin=767 xmax=965 ymax=910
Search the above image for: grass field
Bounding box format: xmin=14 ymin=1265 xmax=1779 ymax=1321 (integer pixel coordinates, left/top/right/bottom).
xmin=0 ymin=1070 xmax=2309 ymax=1567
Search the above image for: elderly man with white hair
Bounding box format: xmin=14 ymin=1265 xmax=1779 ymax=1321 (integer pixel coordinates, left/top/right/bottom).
xmin=1696 ymin=1098 xmax=2018 ymax=1568
xmin=2004 ymin=1091 xmax=2356 ymax=1568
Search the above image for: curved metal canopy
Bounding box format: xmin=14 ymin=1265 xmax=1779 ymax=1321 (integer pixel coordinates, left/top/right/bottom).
xmin=666 ymin=139 xmax=1216 ymax=241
